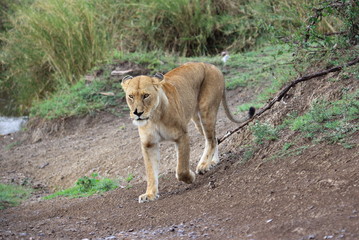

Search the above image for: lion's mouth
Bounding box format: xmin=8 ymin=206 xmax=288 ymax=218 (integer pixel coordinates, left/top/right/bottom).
xmin=135 ymin=117 xmax=149 ymax=121
xmin=132 ymin=117 xmax=149 ymax=127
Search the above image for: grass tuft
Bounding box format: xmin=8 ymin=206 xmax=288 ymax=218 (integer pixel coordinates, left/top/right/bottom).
xmin=43 ymin=173 xmax=119 ymax=200
xmin=250 ymin=121 xmax=279 ymax=145
xmin=0 ymin=183 xmax=33 ymax=210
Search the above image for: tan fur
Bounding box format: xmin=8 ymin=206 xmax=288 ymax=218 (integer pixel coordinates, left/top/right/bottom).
xmin=121 ymin=62 xmax=252 ymax=203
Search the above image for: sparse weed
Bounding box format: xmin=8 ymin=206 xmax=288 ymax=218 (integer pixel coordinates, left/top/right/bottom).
xmin=282 ymin=142 xmax=294 ymax=151
xmin=241 ymin=145 xmax=258 ymax=164
xmin=125 ymin=173 xmax=134 ymax=183
xmin=266 ymin=145 xmax=309 ymax=161
xmin=4 ymin=141 xmax=21 ymax=151
xmin=0 ymin=183 xmax=33 ymax=210
xmin=288 ymin=90 xmax=359 ymax=145
xmin=250 ymin=121 xmax=279 ymax=145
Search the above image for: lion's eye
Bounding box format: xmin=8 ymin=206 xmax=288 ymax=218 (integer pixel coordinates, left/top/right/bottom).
xmin=128 ymin=95 xmax=134 ymax=100
xmin=143 ymin=94 xmax=150 ymax=99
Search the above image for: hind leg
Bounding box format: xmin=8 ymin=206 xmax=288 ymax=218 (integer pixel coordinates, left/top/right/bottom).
xmin=192 ymin=112 xmax=204 ymax=136
xmin=195 ymin=107 xmax=220 ymax=174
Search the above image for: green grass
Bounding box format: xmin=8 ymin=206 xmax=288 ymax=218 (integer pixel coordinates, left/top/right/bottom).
xmin=30 ymin=77 xmax=124 ymax=119
xmin=246 ymin=89 xmax=358 ymax=161
xmin=221 ymin=45 xmax=296 ymax=112
xmin=250 ymin=121 xmax=279 ymax=145
xmin=112 ymin=49 xmax=179 ymax=74
xmin=30 ymin=44 xmax=294 ymax=119
xmin=288 ymin=90 xmax=359 ymax=144
xmin=43 ymin=173 xmax=119 ymax=200
xmin=0 ymin=183 xmax=33 ymax=210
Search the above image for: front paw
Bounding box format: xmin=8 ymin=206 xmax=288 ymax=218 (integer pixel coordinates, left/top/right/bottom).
xmin=138 ymin=193 xmax=159 ymax=203
xmin=196 ymin=161 xmax=217 ymax=175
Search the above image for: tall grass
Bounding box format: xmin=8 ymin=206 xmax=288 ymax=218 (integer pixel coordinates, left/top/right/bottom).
xmin=1 ymin=0 xmax=111 ymax=112
xmin=114 ymin=0 xmax=325 ymax=56
xmin=1 ymin=0 xmax=340 ymax=115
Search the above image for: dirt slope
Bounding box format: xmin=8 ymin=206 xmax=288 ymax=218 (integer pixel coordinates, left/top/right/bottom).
xmin=0 ymin=72 xmax=358 ymax=240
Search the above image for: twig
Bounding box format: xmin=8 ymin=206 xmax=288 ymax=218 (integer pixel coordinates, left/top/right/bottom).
xmin=218 ymin=56 xmax=359 ymax=145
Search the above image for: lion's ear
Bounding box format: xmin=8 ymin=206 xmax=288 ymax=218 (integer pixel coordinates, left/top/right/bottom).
xmin=121 ymin=75 xmax=133 ymax=84
xmin=153 ymin=73 xmax=164 ymax=81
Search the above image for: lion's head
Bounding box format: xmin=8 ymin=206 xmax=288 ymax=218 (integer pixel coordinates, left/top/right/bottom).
xmin=121 ymin=74 xmax=166 ymax=127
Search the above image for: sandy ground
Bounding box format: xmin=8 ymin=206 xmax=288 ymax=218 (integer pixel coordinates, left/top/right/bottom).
xmin=0 ymin=72 xmax=358 ymax=240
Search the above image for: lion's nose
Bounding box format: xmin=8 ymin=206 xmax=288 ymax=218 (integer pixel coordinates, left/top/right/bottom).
xmin=133 ymin=109 xmax=144 ymax=117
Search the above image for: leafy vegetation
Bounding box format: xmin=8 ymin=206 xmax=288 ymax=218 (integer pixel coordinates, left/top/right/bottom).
xmin=43 ymin=173 xmax=120 ymax=199
xmin=2 ymin=0 xmax=343 ymax=115
xmin=0 ymin=183 xmax=33 ymax=210
xmin=293 ymin=0 xmax=359 ymax=71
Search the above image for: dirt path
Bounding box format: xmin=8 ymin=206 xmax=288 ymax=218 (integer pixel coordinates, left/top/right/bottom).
xmin=0 ymin=87 xmax=245 ymax=191
xmin=1 ymin=75 xmax=358 ymax=239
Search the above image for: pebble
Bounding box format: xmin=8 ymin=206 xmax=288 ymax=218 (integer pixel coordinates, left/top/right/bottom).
xmin=324 ymin=236 xmax=333 ymax=239
xmin=308 ymin=234 xmax=316 ymax=239
xmin=105 ymin=236 xmax=116 ymax=240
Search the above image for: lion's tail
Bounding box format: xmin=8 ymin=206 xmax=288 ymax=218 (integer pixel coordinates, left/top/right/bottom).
xmin=222 ymin=89 xmax=255 ymax=124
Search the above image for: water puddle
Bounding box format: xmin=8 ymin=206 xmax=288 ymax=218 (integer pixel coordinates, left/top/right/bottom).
xmin=0 ymin=116 xmax=28 ymax=135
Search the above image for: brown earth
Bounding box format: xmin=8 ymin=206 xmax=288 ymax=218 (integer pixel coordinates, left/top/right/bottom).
xmin=0 ymin=70 xmax=358 ymax=240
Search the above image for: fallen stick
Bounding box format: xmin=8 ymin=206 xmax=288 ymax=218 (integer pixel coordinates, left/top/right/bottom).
xmin=218 ymin=56 xmax=359 ymax=145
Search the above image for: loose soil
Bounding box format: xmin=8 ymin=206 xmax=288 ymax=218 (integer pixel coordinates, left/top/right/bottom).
xmin=0 ymin=71 xmax=358 ymax=240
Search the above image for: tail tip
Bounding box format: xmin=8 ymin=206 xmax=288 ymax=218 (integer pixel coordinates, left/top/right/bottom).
xmin=248 ymin=107 xmax=256 ymax=118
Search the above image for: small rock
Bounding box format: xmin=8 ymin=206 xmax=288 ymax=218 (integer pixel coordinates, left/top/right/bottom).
xmin=128 ymin=229 xmax=134 ymax=232
xmin=324 ymin=236 xmax=333 ymax=239
xmin=266 ymin=219 xmax=273 ymax=223
xmin=39 ymin=163 xmax=49 ymax=169
xmin=105 ymin=236 xmax=116 ymax=240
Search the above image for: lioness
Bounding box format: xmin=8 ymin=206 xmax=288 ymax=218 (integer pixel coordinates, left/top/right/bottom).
xmin=121 ymin=62 xmax=254 ymax=203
